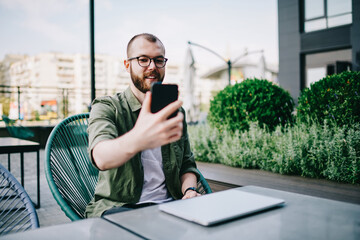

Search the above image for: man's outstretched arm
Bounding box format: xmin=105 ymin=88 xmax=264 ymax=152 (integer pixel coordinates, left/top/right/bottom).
xmin=92 ymin=92 xmax=184 ymax=170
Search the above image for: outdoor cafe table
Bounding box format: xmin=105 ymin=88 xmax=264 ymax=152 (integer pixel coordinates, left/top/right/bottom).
xmin=104 ymin=186 xmax=360 ymax=240
xmin=0 ymin=137 xmax=40 ymax=208
xmin=1 ymin=218 xmax=143 ymax=240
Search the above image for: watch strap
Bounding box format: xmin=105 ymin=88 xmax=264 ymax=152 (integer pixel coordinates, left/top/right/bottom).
xmin=183 ymin=187 xmax=197 ymax=196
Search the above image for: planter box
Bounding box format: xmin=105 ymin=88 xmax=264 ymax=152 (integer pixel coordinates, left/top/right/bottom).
xmin=197 ymin=161 xmax=360 ymax=205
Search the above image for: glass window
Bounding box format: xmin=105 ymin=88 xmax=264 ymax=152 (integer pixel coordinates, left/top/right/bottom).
xmin=305 ymin=0 xmax=324 ymax=20
xmin=328 ymin=13 xmax=352 ymax=28
xmin=305 ymin=49 xmax=352 ymax=88
xmin=305 ymin=18 xmax=327 ymax=32
xmin=307 ymin=67 xmax=326 ymax=88
xmin=327 ymin=0 xmax=351 ymax=17
xmin=304 ymin=0 xmax=352 ymax=32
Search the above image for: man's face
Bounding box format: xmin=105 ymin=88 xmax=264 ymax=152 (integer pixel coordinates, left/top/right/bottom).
xmin=125 ymin=38 xmax=166 ymax=93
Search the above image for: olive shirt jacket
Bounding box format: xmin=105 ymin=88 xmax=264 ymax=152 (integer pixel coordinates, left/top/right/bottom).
xmin=85 ymin=87 xmax=199 ymax=218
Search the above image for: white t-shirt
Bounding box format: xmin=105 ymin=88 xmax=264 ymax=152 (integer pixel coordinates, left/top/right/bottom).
xmin=138 ymin=147 xmax=173 ymax=204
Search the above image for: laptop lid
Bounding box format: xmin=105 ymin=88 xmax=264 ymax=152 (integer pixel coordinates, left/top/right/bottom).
xmin=158 ymin=189 xmax=285 ymax=226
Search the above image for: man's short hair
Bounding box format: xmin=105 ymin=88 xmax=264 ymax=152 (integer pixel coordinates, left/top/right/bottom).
xmin=127 ymin=33 xmax=165 ymax=57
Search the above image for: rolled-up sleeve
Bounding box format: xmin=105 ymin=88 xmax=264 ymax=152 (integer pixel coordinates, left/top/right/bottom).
xmin=87 ymin=97 xmax=118 ymax=168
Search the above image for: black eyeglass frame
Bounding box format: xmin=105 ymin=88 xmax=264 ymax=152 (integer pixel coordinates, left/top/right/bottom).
xmin=127 ymin=56 xmax=168 ymax=68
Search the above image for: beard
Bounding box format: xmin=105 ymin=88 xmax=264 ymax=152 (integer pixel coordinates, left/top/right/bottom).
xmin=130 ymin=66 xmax=164 ymax=93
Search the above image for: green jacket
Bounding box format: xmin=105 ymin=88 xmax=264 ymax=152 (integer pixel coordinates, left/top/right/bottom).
xmin=85 ymin=87 xmax=199 ymax=218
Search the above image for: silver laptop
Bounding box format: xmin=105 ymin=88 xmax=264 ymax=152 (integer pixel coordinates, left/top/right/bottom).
xmin=158 ymin=189 xmax=285 ymax=226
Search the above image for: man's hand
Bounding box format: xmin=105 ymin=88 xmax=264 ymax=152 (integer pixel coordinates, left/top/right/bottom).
xmin=181 ymin=172 xmax=200 ymax=200
xmin=182 ymin=189 xmax=201 ymax=200
xmin=131 ymin=91 xmax=184 ymax=151
xmin=92 ymin=91 xmax=183 ymax=170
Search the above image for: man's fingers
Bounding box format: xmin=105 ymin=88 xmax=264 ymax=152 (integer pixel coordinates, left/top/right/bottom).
xmin=161 ymin=113 xmax=183 ymax=132
xmin=167 ymin=132 xmax=182 ymax=143
xmin=168 ymin=122 xmax=183 ymax=136
xmin=155 ymin=113 xmax=183 ymax=145
xmin=157 ymin=100 xmax=183 ymax=120
xmin=165 ymin=111 xmax=184 ymax=125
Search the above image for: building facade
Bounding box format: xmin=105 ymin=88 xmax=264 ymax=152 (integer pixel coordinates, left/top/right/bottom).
xmin=0 ymin=52 xmax=186 ymax=120
xmin=278 ymin=0 xmax=360 ymax=102
xmin=1 ymin=51 xmax=274 ymax=122
xmin=0 ymin=53 xmax=130 ymax=119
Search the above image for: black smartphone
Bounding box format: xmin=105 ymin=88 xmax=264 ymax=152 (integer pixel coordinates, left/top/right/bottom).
xmin=151 ymin=83 xmax=179 ymax=118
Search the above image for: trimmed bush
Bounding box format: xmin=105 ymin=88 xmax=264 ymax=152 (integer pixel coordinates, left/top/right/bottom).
xmin=207 ymin=78 xmax=294 ymax=132
xmin=297 ymin=71 xmax=360 ymax=127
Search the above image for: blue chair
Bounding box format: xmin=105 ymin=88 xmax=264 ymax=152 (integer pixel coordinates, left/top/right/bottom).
xmin=45 ymin=113 xmax=212 ymax=221
xmin=0 ymin=163 xmax=39 ymax=235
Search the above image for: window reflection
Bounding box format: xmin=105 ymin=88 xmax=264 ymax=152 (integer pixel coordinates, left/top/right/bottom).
xmin=305 ymin=19 xmax=327 ymax=32
xmin=305 ymin=49 xmax=352 ymax=88
xmin=307 ymin=67 xmax=326 ymax=88
xmin=304 ymin=0 xmax=352 ymax=32
xmin=305 ymin=0 xmax=324 ymax=20
xmin=328 ymin=14 xmax=352 ymax=28
xmin=327 ymin=0 xmax=351 ymax=17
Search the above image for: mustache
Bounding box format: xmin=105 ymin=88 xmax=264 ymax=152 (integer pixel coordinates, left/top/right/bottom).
xmin=144 ymin=70 xmax=160 ymax=78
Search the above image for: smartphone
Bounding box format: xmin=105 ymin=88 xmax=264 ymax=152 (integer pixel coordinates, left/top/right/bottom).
xmin=151 ymin=83 xmax=179 ymax=118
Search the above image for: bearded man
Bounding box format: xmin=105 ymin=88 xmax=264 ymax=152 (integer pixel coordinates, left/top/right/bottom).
xmin=85 ymin=33 xmax=200 ymax=218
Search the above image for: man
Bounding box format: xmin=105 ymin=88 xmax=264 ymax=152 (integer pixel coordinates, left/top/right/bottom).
xmin=85 ymin=33 xmax=200 ymax=218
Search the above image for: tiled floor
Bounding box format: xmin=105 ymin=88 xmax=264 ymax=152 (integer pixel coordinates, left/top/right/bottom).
xmin=0 ymin=149 xmax=71 ymax=228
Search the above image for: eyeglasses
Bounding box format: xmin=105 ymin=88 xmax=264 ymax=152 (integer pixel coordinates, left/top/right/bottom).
xmin=128 ymin=56 xmax=168 ymax=68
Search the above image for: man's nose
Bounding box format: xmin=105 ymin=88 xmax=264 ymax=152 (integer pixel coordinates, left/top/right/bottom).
xmin=147 ymin=59 xmax=157 ymax=69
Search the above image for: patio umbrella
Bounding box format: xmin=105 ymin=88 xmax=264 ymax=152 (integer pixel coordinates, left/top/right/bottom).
xmin=183 ymin=46 xmax=198 ymax=122
xmin=258 ymin=52 xmax=266 ymax=79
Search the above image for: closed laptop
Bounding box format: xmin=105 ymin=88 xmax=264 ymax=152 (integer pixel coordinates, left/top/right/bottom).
xmin=159 ymin=188 xmax=285 ymax=226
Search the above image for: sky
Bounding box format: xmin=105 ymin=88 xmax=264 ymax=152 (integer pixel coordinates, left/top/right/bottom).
xmin=0 ymin=0 xmax=278 ymax=68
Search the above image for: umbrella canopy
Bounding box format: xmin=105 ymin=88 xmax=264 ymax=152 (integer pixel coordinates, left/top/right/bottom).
xmin=183 ymin=47 xmax=198 ymax=122
xmin=258 ymin=52 xmax=266 ymax=79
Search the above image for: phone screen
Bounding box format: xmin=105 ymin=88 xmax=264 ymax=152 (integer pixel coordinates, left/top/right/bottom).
xmin=151 ymin=83 xmax=179 ymax=118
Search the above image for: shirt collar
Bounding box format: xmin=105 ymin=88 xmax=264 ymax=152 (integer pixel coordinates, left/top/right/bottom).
xmin=124 ymin=87 xmax=142 ymax=112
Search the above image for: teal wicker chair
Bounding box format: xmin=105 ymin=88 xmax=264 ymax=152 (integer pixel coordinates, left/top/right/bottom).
xmin=196 ymin=170 xmax=212 ymax=195
xmin=0 ymin=163 xmax=39 ymax=235
xmin=2 ymin=115 xmax=34 ymax=140
xmin=45 ymin=113 xmax=97 ymax=221
xmin=45 ymin=113 xmax=212 ymax=221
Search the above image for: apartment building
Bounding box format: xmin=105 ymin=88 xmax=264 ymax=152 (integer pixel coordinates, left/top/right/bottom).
xmin=1 ymin=52 xmax=129 ymax=119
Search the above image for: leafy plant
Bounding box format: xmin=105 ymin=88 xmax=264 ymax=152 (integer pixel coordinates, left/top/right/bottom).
xmin=188 ymin=121 xmax=360 ymax=184
xmin=207 ymin=78 xmax=294 ymax=132
xmin=297 ymin=71 xmax=360 ymax=127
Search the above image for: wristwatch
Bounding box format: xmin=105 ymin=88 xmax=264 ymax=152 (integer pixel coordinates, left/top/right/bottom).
xmin=183 ymin=187 xmax=197 ymax=196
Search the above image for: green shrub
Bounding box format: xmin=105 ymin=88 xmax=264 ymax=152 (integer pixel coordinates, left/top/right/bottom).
xmin=188 ymin=121 xmax=360 ymax=184
xmin=297 ymin=71 xmax=360 ymax=127
xmin=207 ymin=78 xmax=294 ymax=132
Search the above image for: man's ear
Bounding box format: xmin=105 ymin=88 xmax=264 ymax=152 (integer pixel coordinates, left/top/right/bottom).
xmin=124 ymin=59 xmax=130 ymax=73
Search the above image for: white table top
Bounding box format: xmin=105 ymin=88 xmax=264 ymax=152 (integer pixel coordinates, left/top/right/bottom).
xmin=1 ymin=218 xmax=143 ymax=240
xmin=104 ymin=186 xmax=360 ymax=240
